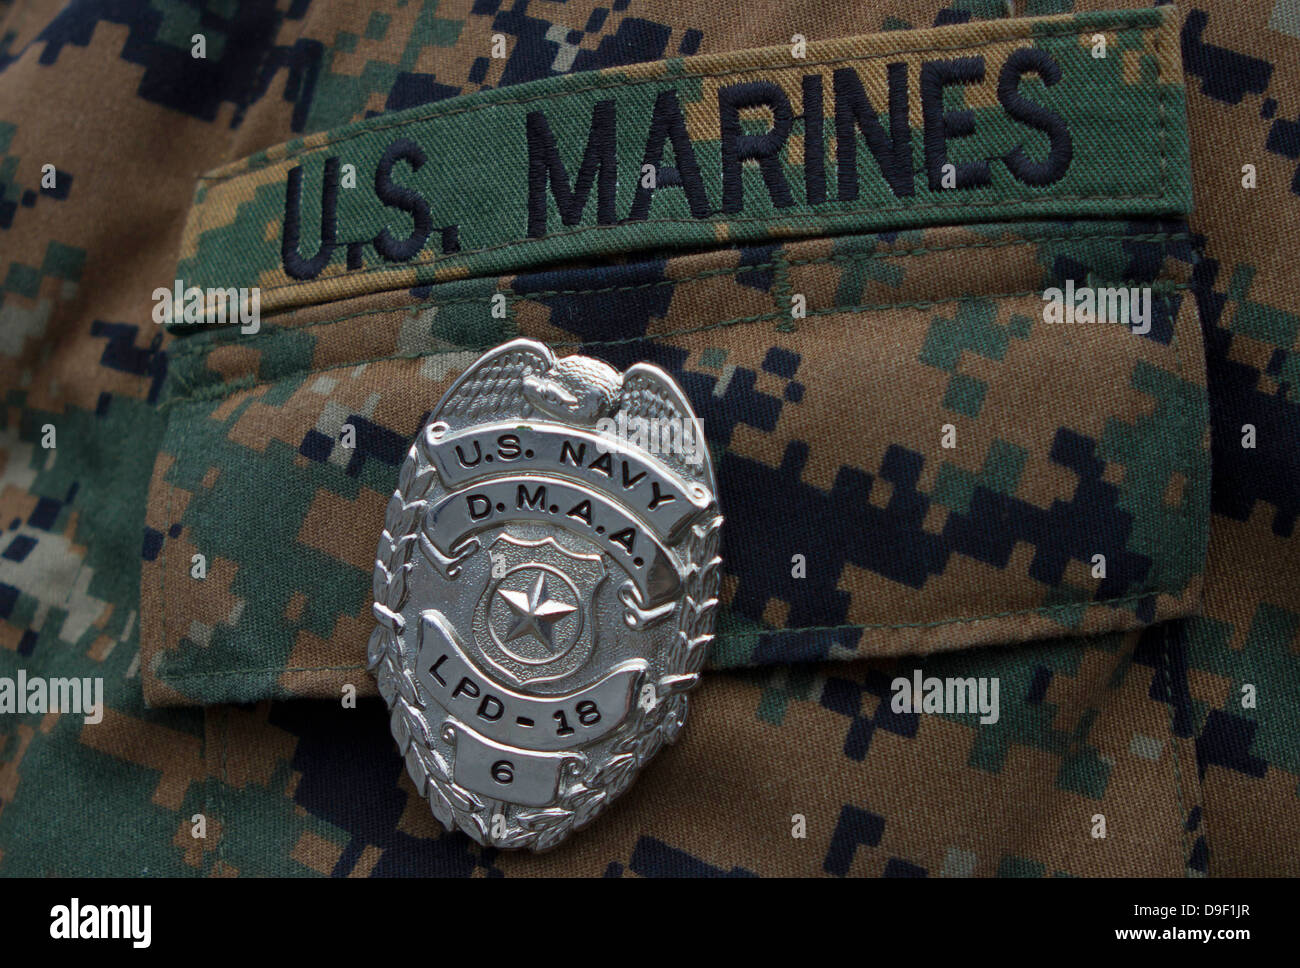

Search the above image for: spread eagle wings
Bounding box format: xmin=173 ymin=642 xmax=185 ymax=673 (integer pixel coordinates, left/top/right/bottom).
xmin=618 ymin=362 xmax=716 ymax=488
xmin=432 ymin=339 xmax=714 ymax=489
xmin=433 ymin=338 xmax=555 ymax=426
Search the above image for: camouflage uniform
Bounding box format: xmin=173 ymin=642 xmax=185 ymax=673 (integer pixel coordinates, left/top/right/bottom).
xmin=0 ymin=0 xmax=1295 ymax=876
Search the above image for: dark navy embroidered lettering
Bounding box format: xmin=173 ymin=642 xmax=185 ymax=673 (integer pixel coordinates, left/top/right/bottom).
xmin=281 ymin=156 xmax=339 ymax=280
xmin=998 ymin=48 xmax=1073 ymax=186
xmin=526 ymin=99 xmax=618 ymax=238
xmin=276 ymin=54 xmax=1088 ymax=268
xmin=373 ymin=137 xmax=434 ymax=262
xmin=802 ymin=74 xmax=827 ymax=206
xmin=718 ymin=81 xmax=795 ymax=214
xmin=833 ymin=63 xmax=914 ymax=200
xmin=920 ymin=56 xmax=992 ymax=191
xmin=627 ymin=89 xmax=712 ymax=221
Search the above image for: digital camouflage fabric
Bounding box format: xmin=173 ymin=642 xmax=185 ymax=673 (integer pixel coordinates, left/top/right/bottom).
xmin=0 ymin=0 xmax=1295 ymax=877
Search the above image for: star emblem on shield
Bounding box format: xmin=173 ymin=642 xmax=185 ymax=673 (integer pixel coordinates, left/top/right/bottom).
xmin=471 ymin=533 xmax=607 ymax=684
xmin=496 ymin=571 xmax=578 ymax=654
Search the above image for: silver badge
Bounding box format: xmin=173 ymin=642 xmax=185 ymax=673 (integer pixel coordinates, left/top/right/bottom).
xmin=369 ymin=339 xmax=722 ymax=850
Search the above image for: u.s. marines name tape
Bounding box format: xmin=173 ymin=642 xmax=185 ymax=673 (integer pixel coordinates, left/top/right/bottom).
xmin=176 ymin=7 xmax=1189 ymax=319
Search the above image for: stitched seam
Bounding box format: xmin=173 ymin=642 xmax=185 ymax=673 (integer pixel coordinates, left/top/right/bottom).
xmin=159 ymin=379 xmax=175 ymax=690
xmin=197 ymin=18 xmax=1166 ymax=181
xmin=772 ymin=251 xmax=796 ymax=333
xmin=1179 ymin=278 xmax=1212 ymax=876
xmin=1157 ymin=19 xmax=1168 ymax=200
xmin=1165 ymin=259 xmax=1193 ymax=875
xmin=200 ymin=706 xmax=213 ymax=876
xmin=217 ymin=706 xmax=228 ymax=874
xmin=1198 ymin=710 xmax=1213 ymax=878
xmin=1152 ymin=248 xmax=1179 ymax=632
xmin=154 ymin=588 xmax=1188 ymax=682
xmin=1162 ymin=245 xmax=1201 ymax=876
xmin=1162 ymin=622 xmax=1193 ymax=877
xmin=190 ymin=17 xmax=1176 ymax=299
xmin=161 ymin=664 xmax=371 ymax=679
xmin=1157 ymin=265 xmax=1193 ymax=877
xmin=161 ymin=665 xmax=371 ymax=680
xmin=162 ymin=279 xmax=1191 ymax=410
xmin=254 ymin=192 xmax=1178 ymax=297
xmin=169 ymin=232 xmax=1189 ymax=362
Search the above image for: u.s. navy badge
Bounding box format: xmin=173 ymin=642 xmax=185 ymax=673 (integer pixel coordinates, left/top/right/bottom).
xmin=369 ymin=339 xmax=722 ymax=850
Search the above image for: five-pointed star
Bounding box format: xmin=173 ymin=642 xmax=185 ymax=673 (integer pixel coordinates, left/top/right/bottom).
xmin=498 ymin=573 xmax=577 ymax=652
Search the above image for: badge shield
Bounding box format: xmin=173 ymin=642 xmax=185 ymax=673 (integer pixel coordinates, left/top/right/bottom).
xmin=369 ymin=339 xmax=721 ymax=850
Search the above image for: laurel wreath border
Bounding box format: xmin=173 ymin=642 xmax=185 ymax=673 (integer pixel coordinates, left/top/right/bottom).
xmin=368 ymin=428 xmax=722 ymax=851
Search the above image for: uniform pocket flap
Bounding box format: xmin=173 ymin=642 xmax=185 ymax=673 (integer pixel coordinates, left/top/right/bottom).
xmin=142 ymin=8 xmax=1207 ymax=706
